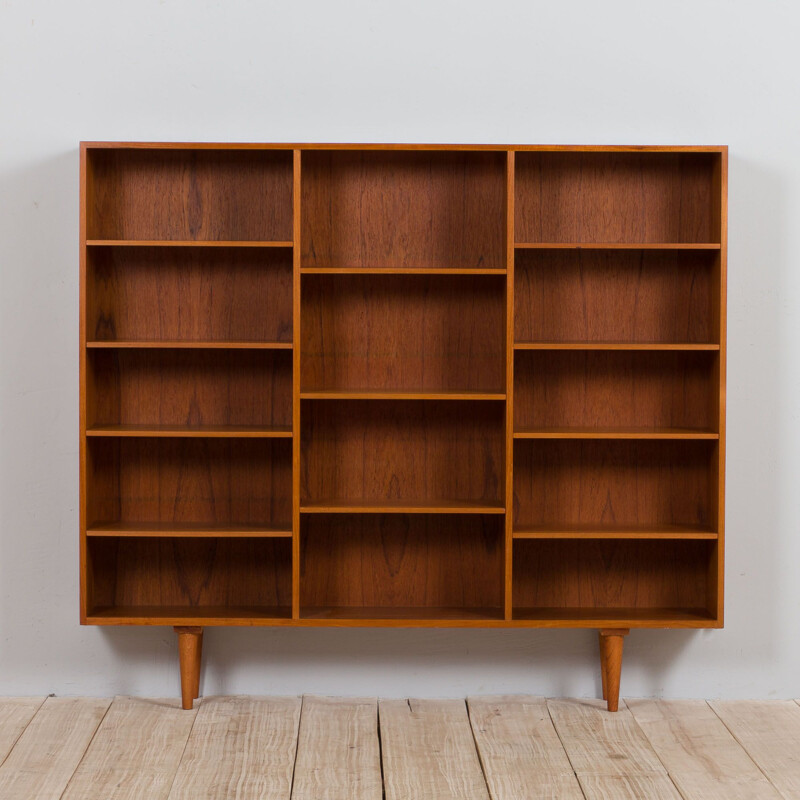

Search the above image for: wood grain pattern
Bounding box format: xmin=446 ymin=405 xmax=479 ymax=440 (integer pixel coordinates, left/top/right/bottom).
xmin=0 ymin=697 xmax=109 ymax=799
xmin=300 ymin=514 xmax=503 ymax=614
xmin=548 ymin=699 xmax=680 ymax=798
xmin=87 ymin=239 xmax=294 ymax=247
xmin=514 ymin=249 xmax=716 ymax=344
xmin=301 ymin=150 xmax=505 ymax=268
xmin=87 ymin=438 xmax=292 ymax=528
xmin=515 ymin=342 xmax=720 ymax=351
xmin=513 ymin=539 xmax=711 ymax=613
xmin=0 ymin=698 xmax=45 ymax=767
xmin=292 ymin=149 xmax=302 ymax=620
xmin=87 ymin=246 xmax=292 ymax=343
xmin=88 ymin=350 xmax=291 ymax=430
xmin=514 ymin=350 xmax=717 ymax=431
xmin=84 ymin=143 xmax=726 ymax=152
xmin=87 ymin=341 xmax=293 ymax=350
xmin=380 ymin=699 xmax=490 ymax=800
xmin=301 ymin=274 xmax=504 ymax=392
xmin=167 ymin=696 xmax=300 ymax=799
xmin=87 ymin=425 xmax=293 ymax=438
xmin=88 ymin=537 xmax=292 ymax=614
xmin=301 ymin=400 xmax=503 ymax=507
xmin=629 ymin=699 xmax=783 ymax=799
xmin=62 ymin=698 xmax=195 ymax=800
xmin=467 ymin=695 xmax=583 ymax=799
xmin=292 ymin=696 xmax=382 ymax=800
xmin=88 ymin=149 xmax=293 ymax=241
xmin=513 ymin=439 xmax=715 ymax=529
xmin=515 ymin=152 xmax=718 ymax=244
xmin=504 ymin=151 xmax=516 ymax=622
xmin=711 ymin=700 xmax=800 ymax=798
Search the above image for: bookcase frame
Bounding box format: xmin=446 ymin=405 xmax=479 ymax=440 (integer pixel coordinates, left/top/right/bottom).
xmin=80 ymin=143 xmax=727 ymax=711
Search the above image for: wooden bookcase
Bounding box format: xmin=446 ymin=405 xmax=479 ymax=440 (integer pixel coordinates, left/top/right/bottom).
xmin=80 ymin=143 xmax=727 ymax=711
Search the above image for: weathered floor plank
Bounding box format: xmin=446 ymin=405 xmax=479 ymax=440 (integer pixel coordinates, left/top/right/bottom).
xmin=291 ymin=696 xmax=382 ymax=800
xmin=168 ymin=696 xmax=300 ymax=800
xmin=548 ymin=698 xmax=681 ymax=799
xmin=380 ymin=698 xmax=490 ymax=800
xmin=629 ymin=699 xmax=782 ymax=799
xmin=0 ymin=697 xmax=46 ymax=767
xmin=62 ymin=697 xmax=196 ymax=800
xmin=710 ymin=700 xmax=800 ymax=799
xmin=467 ymin=695 xmax=583 ymax=800
xmin=0 ymin=697 xmax=109 ymax=799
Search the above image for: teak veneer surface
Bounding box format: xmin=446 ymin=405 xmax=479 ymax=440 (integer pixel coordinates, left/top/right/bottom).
xmin=80 ymin=143 xmax=726 ymax=637
xmin=87 ymin=245 xmax=292 ymax=344
xmin=301 ymin=274 xmax=505 ymax=393
xmin=515 ymin=152 xmax=718 ymax=244
xmin=300 ymin=513 xmax=504 ymax=613
xmin=88 ymin=149 xmax=293 ymax=241
xmin=88 ymin=349 xmax=292 ymax=430
xmin=86 ymin=437 xmax=292 ymax=529
xmin=300 ymin=400 xmax=504 ymax=508
xmin=513 ymin=350 xmax=717 ymax=432
xmin=300 ymin=150 xmax=506 ymax=269
xmin=514 ymin=249 xmax=717 ymax=344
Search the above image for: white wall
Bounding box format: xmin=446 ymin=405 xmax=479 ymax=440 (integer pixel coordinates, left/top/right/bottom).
xmin=1 ymin=0 xmax=798 ymax=700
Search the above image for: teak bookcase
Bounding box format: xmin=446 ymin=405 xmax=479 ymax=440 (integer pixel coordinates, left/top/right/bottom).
xmin=79 ymin=143 xmax=727 ymax=711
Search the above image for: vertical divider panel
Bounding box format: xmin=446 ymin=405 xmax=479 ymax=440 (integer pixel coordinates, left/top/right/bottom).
xmin=292 ymin=150 xmax=302 ymax=619
xmin=79 ymin=144 xmax=89 ymax=621
xmin=710 ymin=149 xmax=728 ymax=621
xmin=504 ymin=151 xmax=515 ymax=620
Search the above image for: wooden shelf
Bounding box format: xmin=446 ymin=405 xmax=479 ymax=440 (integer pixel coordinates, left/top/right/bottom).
xmin=86 ymin=424 xmax=292 ymax=438
xmin=511 ymin=607 xmax=716 ymax=624
xmin=514 ymin=342 xmax=720 ymax=351
xmin=513 ymin=524 xmax=717 ymax=540
xmin=87 ymin=340 xmax=293 ymax=350
xmin=513 ymin=427 xmax=718 ymax=440
xmin=301 ymin=606 xmax=505 ymax=622
xmin=301 ymin=267 xmax=506 ymax=275
xmin=300 ymin=501 xmax=505 ymax=515
xmin=301 ymin=390 xmax=505 ymax=401
xmin=515 ymin=243 xmax=720 ymax=250
xmin=87 ymin=522 xmax=292 ymax=538
xmin=87 ymin=240 xmax=293 ymax=248
xmin=86 ymin=606 xmax=293 ymax=625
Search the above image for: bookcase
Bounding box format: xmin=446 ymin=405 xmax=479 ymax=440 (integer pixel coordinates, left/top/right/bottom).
xmin=80 ymin=143 xmax=727 ymax=711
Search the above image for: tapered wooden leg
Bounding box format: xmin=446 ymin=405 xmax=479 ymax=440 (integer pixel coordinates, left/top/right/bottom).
xmin=598 ymin=628 xmax=628 ymax=712
xmin=174 ymin=626 xmax=203 ymax=710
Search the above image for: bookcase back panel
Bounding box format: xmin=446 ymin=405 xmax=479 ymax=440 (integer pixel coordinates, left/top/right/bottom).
xmin=89 ymin=537 xmax=291 ymax=611
xmin=301 ymin=274 xmax=505 ymax=392
xmin=87 ymin=246 xmax=292 ymax=343
xmin=301 ymin=150 xmax=506 ymax=268
xmin=301 ymin=400 xmax=504 ymax=506
xmin=87 ymin=439 xmax=292 ymax=528
xmin=88 ymin=350 xmax=292 ymax=429
xmin=88 ymin=149 xmax=293 ymax=241
xmin=515 ymin=152 xmax=719 ymax=243
xmin=513 ymin=440 xmax=715 ymax=528
xmin=514 ymin=249 xmax=716 ymax=343
xmin=514 ymin=350 xmax=717 ymax=431
xmin=512 ymin=539 xmax=711 ymax=611
xmin=300 ymin=514 xmax=503 ymax=612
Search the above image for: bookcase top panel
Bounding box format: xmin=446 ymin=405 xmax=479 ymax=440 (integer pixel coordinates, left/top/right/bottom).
xmin=82 ymin=142 xmax=728 ymax=153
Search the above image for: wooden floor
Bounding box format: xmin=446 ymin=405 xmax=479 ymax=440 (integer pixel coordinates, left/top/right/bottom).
xmin=0 ymin=696 xmax=798 ymax=799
